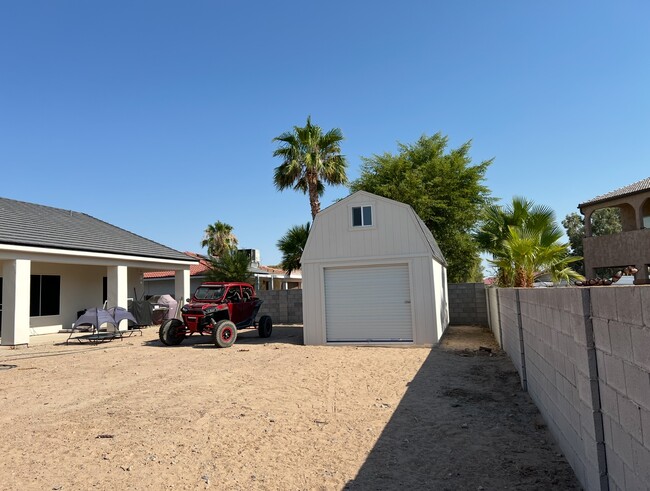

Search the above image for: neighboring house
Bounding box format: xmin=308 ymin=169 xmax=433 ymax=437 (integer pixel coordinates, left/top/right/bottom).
xmin=0 ymin=197 xmax=196 ymax=345
xmin=578 ymin=176 xmax=650 ymax=284
xmin=301 ymin=190 xmax=449 ymax=346
xmin=143 ymin=251 xmax=302 ymax=297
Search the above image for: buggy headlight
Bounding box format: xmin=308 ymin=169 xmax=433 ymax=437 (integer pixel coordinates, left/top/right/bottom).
xmin=181 ymin=305 xmax=189 ymax=313
xmin=203 ymin=306 xmax=217 ymax=314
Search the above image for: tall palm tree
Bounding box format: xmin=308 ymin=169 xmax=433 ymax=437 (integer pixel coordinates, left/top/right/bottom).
xmin=273 ymin=116 xmax=348 ymax=219
xmin=201 ymin=221 xmax=238 ymax=258
xmin=276 ymin=222 xmax=310 ymax=274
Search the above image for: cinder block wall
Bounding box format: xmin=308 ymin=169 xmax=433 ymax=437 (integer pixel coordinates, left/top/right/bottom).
xmin=496 ymin=289 xmax=526 ymax=387
xmin=257 ymin=290 xmax=303 ymax=324
xmin=590 ymin=286 xmax=650 ymax=490
xmin=518 ymin=288 xmax=605 ymax=490
xmin=485 ymin=287 xmax=501 ymax=345
xmin=493 ymin=285 xmax=650 ymax=491
xmin=448 ymin=283 xmax=488 ymax=326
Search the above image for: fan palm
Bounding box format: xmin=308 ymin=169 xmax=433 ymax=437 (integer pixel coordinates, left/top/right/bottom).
xmin=273 ymin=117 xmax=348 ymax=219
xmin=201 ymin=221 xmax=238 ymax=257
xmin=479 ymin=197 xmax=584 ymax=287
xmin=276 ymin=222 xmax=310 ymax=274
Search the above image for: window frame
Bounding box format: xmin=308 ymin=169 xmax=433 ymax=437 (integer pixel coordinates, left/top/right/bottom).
xmin=29 ymin=274 xmax=61 ymax=317
xmin=349 ymin=203 xmax=376 ymax=230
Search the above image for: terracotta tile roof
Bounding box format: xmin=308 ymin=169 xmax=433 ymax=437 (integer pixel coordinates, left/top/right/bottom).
xmin=579 ymin=177 xmax=650 ymax=208
xmin=144 ymin=252 xmax=210 ymax=278
xmin=143 ymin=252 xmax=302 ymax=279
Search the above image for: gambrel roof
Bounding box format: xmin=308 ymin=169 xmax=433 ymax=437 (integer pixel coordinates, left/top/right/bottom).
xmin=304 ymin=190 xmax=447 ymax=266
xmin=0 ymin=197 xmax=192 ymax=262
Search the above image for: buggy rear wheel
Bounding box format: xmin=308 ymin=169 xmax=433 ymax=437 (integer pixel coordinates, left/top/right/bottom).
xmin=159 ymin=319 xmax=185 ymax=346
xmin=212 ymin=319 xmax=237 ymax=348
xmin=258 ymin=315 xmax=272 ymax=338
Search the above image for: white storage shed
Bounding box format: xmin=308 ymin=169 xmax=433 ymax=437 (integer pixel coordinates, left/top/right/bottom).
xmin=301 ymin=191 xmax=449 ymax=346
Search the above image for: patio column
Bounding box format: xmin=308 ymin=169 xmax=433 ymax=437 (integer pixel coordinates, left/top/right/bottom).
xmin=107 ymin=265 xmax=128 ymax=320
xmin=174 ymin=269 xmax=190 ymax=319
xmin=1 ymin=259 xmax=31 ymax=346
xmin=636 ymin=203 xmax=645 ymax=229
xmin=582 ymin=209 xmax=593 ymax=237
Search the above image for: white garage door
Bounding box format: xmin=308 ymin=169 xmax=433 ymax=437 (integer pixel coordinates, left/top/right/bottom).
xmin=324 ymin=264 xmax=413 ymax=343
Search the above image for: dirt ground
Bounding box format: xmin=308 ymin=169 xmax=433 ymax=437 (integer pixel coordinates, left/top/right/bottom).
xmin=0 ymin=325 xmax=580 ymax=490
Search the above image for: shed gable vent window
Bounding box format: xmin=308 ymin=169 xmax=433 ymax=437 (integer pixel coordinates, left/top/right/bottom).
xmin=352 ymin=205 xmax=373 ymax=227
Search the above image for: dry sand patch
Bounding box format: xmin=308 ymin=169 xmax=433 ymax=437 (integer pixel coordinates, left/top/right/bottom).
xmin=0 ymin=326 xmax=578 ymax=490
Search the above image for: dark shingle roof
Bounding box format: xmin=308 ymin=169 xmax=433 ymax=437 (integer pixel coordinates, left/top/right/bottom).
xmin=579 ymin=177 xmax=650 ymax=208
xmin=0 ymin=197 xmax=193 ymax=262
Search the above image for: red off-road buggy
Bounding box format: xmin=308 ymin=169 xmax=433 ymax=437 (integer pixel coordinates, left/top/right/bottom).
xmin=158 ymin=282 xmax=272 ymax=348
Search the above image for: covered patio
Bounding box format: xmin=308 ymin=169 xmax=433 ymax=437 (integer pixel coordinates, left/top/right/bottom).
xmin=0 ymin=197 xmax=196 ymax=346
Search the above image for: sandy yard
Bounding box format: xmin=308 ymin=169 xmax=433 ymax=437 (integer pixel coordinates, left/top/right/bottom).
xmin=0 ymin=325 xmax=579 ymax=490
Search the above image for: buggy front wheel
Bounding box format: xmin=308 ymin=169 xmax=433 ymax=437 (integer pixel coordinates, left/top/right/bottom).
xmin=212 ymin=320 xmax=237 ymax=348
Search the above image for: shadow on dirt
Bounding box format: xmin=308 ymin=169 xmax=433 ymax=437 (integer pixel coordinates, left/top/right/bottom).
xmin=142 ymin=326 xmax=304 ymax=349
xmin=345 ymin=325 xmax=580 ymax=490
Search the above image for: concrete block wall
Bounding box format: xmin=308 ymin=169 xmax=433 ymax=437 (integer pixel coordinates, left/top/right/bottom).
xmin=518 ymin=288 xmax=606 ymax=491
xmin=257 ymin=290 xmax=303 ymax=325
xmin=448 ymin=283 xmax=488 ymax=326
xmin=259 ymin=284 xmax=490 ymax=327
xmin=493 ymin=285 xmax=650 ymax=491
xmin=486 ymin=287 xmax=501 ymax=345
xmin=590 ymin=286 xmax=650 ymax=491
xmin=496 ymin=288 xmax=526 ymax=387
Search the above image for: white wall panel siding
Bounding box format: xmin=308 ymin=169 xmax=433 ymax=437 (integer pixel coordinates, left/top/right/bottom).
xmin=324 ymin=265 xmax=412 ymax=342
xmin=302 ymin=191 xmax=448 ymax=346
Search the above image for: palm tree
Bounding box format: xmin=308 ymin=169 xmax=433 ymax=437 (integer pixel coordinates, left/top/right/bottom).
xmin=201 ymin=221 xmax=238 ymax=257
xmin=273 ymin=116 xmax=348 ymax=219
xmin=276 ymin=222 xmax=310 ymax=274
xmin=475 ymin=197 xmax=556 ymax=257
xmin=478 ymin=197 xmax=584 ymax=287
xmin=207 ymin=249 xmax=253 ymax=283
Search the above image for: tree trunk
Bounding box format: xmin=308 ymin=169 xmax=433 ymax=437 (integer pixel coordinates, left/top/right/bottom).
xmin=307 ymin=171 xmax=321 ymax=220
xmin=514 ymin=268 xmax=527 ymax=288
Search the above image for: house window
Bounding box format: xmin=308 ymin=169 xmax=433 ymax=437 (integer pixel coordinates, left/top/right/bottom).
xmin=30 ymin=275 xmax=60 ymax=317
xmin=352 ymin=205 xmax=373 ymax=227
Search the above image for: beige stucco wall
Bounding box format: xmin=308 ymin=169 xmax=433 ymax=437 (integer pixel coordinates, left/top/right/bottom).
xmin=27 ymin=263 xmax=144 ymax=334
xmin=583 ymin=228 xmax=650 ymax=281
xmin=0 ymin=262 xmax=147 ymax=336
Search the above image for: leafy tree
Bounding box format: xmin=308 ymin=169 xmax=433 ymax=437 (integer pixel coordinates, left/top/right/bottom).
xmin=562 ymin=208 xmax=622 ymax=274
xmin=207 ymin=249 xmax=253 ymax=283
xmin=350 ymin=133 xmax=492 ymax=283
xmin=201 ymin=221 xmax=238 ymax=257
xmin=273 ymin=116 xmax=348 ymax=219
xmin=277 ymin=222 xmax=310 ymax=274
xmin=478 ymin=197 xmax=583 ymax=287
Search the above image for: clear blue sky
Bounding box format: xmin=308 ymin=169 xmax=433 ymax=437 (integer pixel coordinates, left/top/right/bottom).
xmin=1 ymin=1 xmax=649 ymax=267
